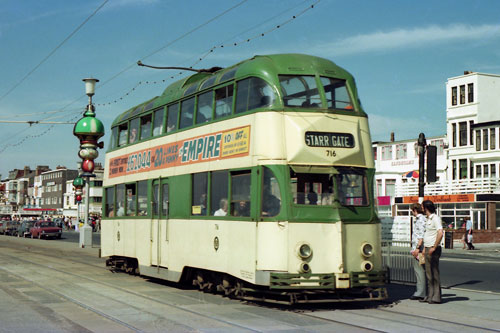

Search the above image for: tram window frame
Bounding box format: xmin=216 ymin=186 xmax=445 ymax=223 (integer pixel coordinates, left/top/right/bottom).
xmin=152 ymin=181 xmax=159 ymax=217
xmin=118 ymin=123 xmax=128 ymax=147
xmin=179 ymin=97 xmax=195 ymax=129
xmin=161 ymin=182 xmax=169 ymax=217
xmin=105 ymin=187 xmax=115 ymax=217
xmin=235 ymin=77 xmax=275 ymax=114
xmin=192 ymin=172 xmax=208 ymax=216
xmin=320 ymin=77 xmax=353 ymax=111
xmin=230 ymin=170 xmax=251 ymax=217
xmin=129 ymin=118 xmax=140 ymax=144
xmin=153 ymin=107 xmax=164 ymax=136
xmin=166 ymin=103 xmax=179 ymax=133
xmin=196 ymin=90 xmax=214 ymax=124
xmin=140 ymin=114 xmax=152 ymax=141
xmin=116 ymin=184 xmax=126 ymax=216
xmin=279 ymin=75 xmax=321 ymax=107
xmin=110 ymin=127 xmax=118 ymax=149
xmin=137 ymin=180 xmax=148 ymax=216
xmin=211 ymin=170 xmax=228 ymax=216
xmin=220 ymin=67 xmax=238 ymax=83
xmin=125 ymin=183 xmax=137 ymax=216
xmin=215 ymin=84 xmax=234 ymax=119
xmin=184 ymin=83 xmax=198 ymax=97
xmin=200 ymin=75 xmax=218 ymax=90
xmin=261 ymin=167 xmax=281 ymax=217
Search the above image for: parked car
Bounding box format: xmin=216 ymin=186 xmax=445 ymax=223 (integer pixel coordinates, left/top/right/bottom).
xmin=5 ymin=221 xmax=20 ymax=235
xmin=30 ymin=221 xmax=62 ymax=239
xmin=17 ymin=220 xmax=36 ymax=238
xmin=0 ymin=221 xmax=14 ymax=235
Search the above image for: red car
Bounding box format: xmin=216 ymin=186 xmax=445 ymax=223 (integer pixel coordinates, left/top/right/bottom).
xmin=30 ymin=221 xmax=62 ymax=239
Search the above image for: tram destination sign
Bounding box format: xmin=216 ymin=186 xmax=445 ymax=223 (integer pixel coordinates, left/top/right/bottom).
xmin=305 ymin=131 xmax=355 ymax=148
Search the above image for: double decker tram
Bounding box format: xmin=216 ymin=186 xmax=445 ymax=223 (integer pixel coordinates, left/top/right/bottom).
xmin=103 ymin=54 xmax=387 ymax=304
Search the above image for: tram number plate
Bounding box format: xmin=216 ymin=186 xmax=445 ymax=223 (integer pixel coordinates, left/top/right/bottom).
xmin=305 ymin=131 xmax=355 ymax=148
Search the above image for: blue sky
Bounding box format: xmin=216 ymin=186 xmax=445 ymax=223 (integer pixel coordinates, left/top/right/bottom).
xmin=1 ymin=0 xmax=499 ymax=178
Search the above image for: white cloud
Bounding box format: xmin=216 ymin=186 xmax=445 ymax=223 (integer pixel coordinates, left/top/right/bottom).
xmin=315 ymin=24 xmax=500 ymax=56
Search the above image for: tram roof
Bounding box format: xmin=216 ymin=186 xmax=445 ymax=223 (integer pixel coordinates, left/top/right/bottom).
xmin=112 ymin=54 xmax=353 ymax=127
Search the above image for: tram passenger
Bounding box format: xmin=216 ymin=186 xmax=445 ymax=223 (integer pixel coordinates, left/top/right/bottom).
xmin=234 ymin=201 xmax=250 ymax=217
xmin=129 ymin=128 xmax=138 ymax=144
xmin=116 ymin=202 xmax=125 ymax=217
xmin=214 ymin=198 xmax=228 ymax=216
xmin=262 ymin=184 xmax=280 ymax=216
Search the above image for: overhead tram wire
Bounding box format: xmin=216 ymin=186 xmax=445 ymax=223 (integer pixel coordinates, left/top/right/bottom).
xmin=97 ymin=0 xmax=249 ymax=91
xmin=0 ymin=0 xmax=109 ymax=104
xmin=0 ymin=1 xmax=247 ymax=153
xmin=96 ymin=0 xmax=320 ymax=107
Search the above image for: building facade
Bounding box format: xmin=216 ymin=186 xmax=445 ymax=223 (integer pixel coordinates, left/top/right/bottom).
xmin=41 ymin=167 xmax=78 ymax=212
xmin=374 ymin=71 xmax=500 ymax=239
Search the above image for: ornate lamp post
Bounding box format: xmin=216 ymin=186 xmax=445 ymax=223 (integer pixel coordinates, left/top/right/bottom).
xmin=73 ymin=176 xmax=85 ymax=229
xmin=73 ymin=78 xmax=104 ymax=248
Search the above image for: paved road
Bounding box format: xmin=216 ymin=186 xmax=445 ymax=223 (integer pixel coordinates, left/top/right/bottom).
xmin=441 ymin=252 xmax=500 ymax=293
xmin=1 ymin=235 xmax=500 ymax=332
xmin=53 ymin=231 xmax=500 ymax=294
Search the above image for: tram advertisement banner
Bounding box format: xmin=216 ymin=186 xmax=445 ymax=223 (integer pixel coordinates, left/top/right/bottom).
xmin=108 ymin=125 xmax=250 ymax=178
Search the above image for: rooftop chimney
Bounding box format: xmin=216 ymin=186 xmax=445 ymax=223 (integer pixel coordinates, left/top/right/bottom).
xmin=390 ymin=132 xmax=395 ymax=142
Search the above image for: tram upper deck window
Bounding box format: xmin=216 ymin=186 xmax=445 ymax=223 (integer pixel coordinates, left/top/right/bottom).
xmin=235 ymin=77 xmax=275 ymax=114
xmin=279 ymin=75 xmax=321 ymax=107
xmin=118 ymin=124 xmax=128 ymax=147
xmin=320 ymin=77 xmax=353 ymax=111
xmin=215 ymin=85 xmax=234 ymax=119
xmin=167 ymin=104 xmax=179 ymax=133
xmin=196 ymin=91 xmax=213 ymax=124
xmin=153 ymin=108 xmax=164 ymax=136
xmin=140 ymin=114 xmax=152 ymax=140
xmin=110 ymin=127 xmax=118 ymax=149
xmin=180 ymin=97 xmax=195 ymax=129
xmin=201 ymin=75 xmax=218 ymax=90
xmin=129 ymin=118 xmax=139 ymax=144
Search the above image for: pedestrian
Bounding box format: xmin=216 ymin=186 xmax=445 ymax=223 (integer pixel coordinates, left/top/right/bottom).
xmin=465 ymin=216 xmax=475 ymax=250
xmin=410 ymin=203 xmax=426 ymax=300
xmin=421 ymin=200 xmax=443 ymax=304
xmin=460 ymin=219 xmax=467 ymax=249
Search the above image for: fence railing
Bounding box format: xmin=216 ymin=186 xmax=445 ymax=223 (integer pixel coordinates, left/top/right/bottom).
xmin=396 ymin=178 xmax=500 ymax=197
xmin=381 ymin=241 xmax=415 ymax=284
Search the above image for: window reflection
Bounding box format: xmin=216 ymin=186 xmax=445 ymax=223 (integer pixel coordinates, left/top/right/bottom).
xmin=279 ymin=75 xmax=321 ymax=107
xmin=235 ymin=77 xmax=275 ymax=114
xmin=320 ymin=77 xmax=353 ymax=110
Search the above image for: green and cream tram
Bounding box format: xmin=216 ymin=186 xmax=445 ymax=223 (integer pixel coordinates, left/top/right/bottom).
xmin=102 ymin=54 xmax=387 ymax=303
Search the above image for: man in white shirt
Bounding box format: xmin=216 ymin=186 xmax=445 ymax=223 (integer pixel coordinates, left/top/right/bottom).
xmin=410 ymin=203 xmax=426 ymax=300
xmin=422 ymin=200 xmax=443 ymax=304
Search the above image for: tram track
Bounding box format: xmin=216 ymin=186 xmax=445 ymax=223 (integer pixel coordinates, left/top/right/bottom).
xmin=0 ymin=250 xmax=264 ymax=332
xmin=0 ymin=240 xmax=393 ymax=332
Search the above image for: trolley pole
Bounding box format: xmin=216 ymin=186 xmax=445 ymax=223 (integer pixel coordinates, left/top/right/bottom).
xmin=417 ymin=133 xmax=427 ymax=203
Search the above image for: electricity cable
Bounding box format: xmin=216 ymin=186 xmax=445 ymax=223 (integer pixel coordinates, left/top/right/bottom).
xmin=0 ymin=0 xmax=109 ymax=104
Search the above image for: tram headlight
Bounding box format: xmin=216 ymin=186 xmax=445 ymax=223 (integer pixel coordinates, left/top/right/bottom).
xmin=298 ymin=243 xmax=312 ymax=259
xmin=361 ymin=243 xmax=373 ymax=257
xmin=361 ymin=261 xmax=373 ymax=272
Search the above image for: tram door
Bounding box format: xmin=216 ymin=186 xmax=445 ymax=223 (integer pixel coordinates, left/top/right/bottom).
xmin=151 ymin=179 xmax=169 ymax=268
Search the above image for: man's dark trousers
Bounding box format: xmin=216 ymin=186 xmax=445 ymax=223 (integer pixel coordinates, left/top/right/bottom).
xmin=424 ymin=246 xmax=442 ymax=303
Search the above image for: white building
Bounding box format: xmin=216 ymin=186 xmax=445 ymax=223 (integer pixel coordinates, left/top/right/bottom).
xmin=374 ymin=71 xmax=500 ymax=235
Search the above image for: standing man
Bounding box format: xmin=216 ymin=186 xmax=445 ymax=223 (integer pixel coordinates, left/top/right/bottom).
xmin=410 ymin=203 xmax=426 ymax=300
xmin=422 ymin=200 xmax=443 ymax=304
xmin=465 ymin=216 xmax=475 ymax=250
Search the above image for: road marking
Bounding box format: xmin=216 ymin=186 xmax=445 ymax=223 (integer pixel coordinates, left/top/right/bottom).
xmin=441 ymin=257 xmax=500 ymax=264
